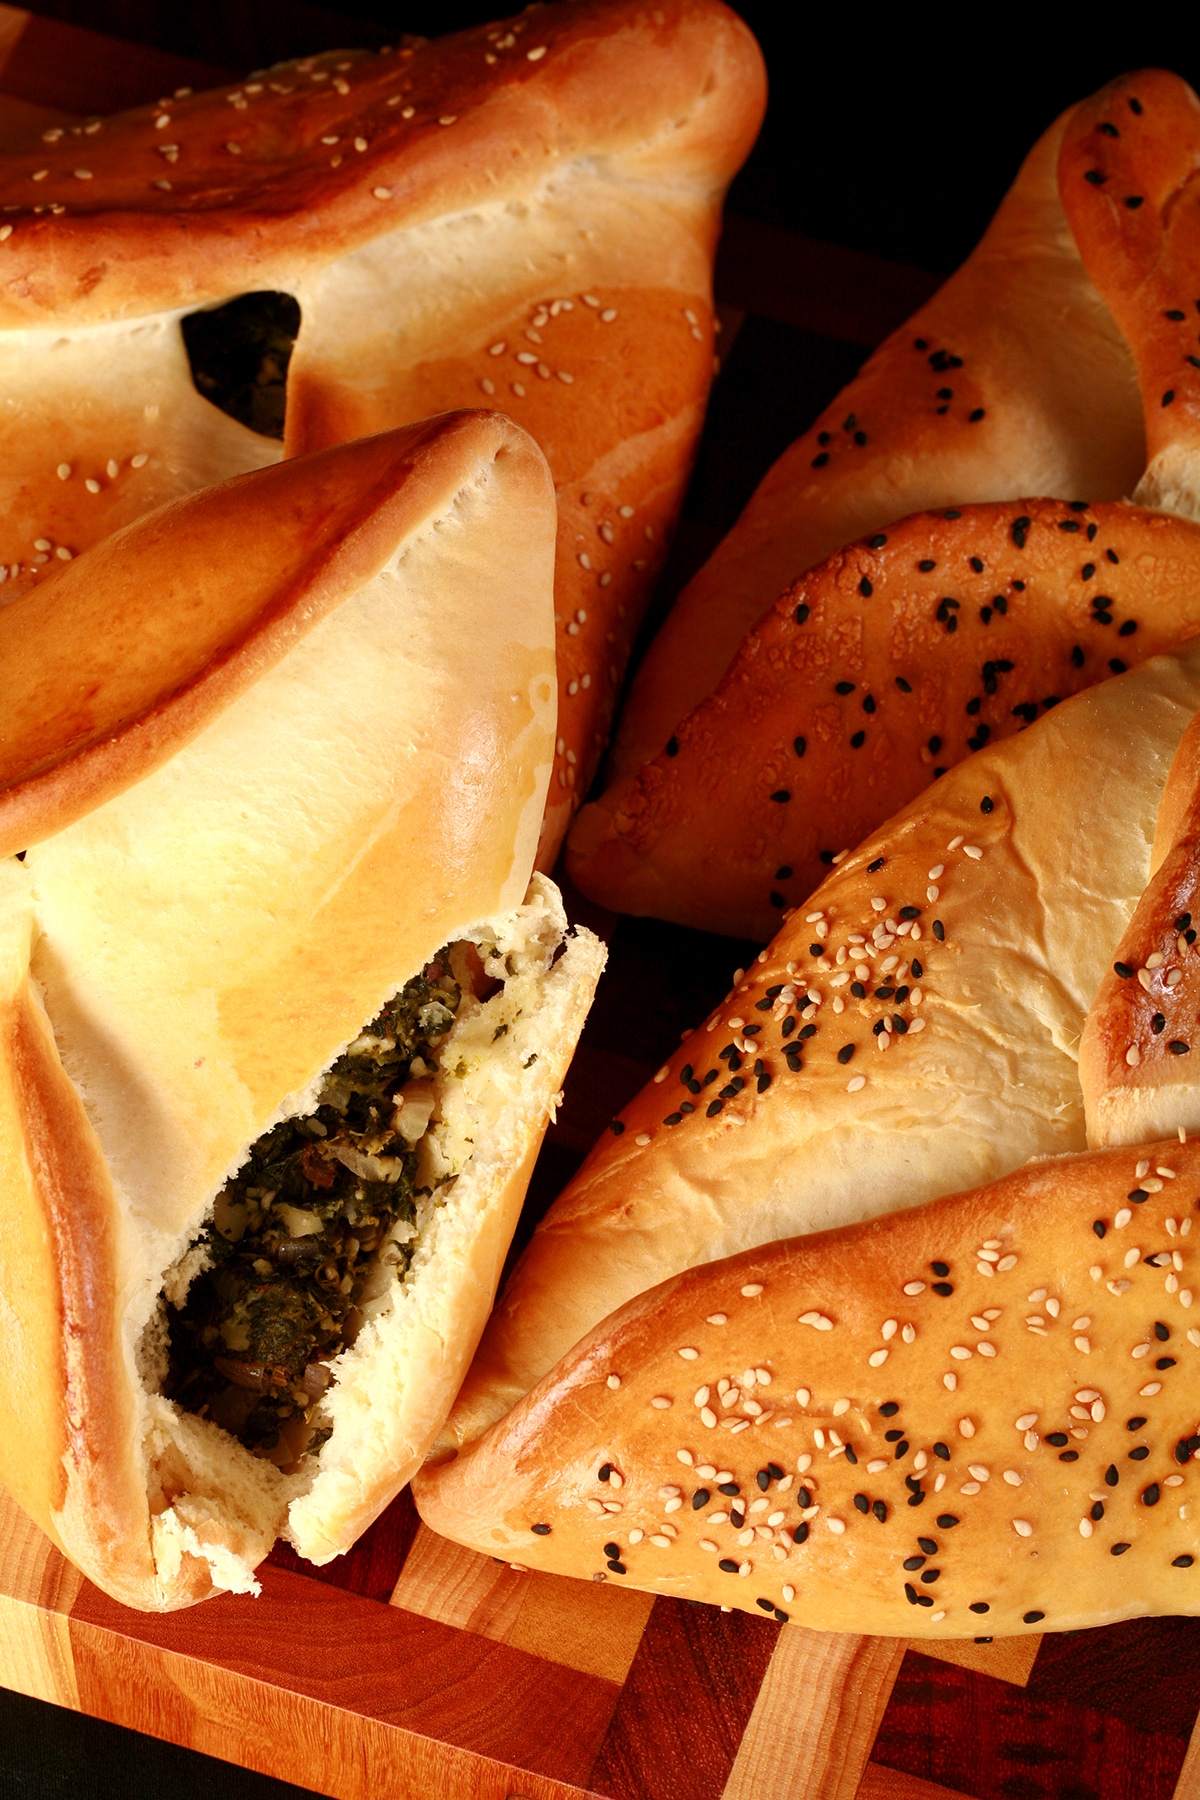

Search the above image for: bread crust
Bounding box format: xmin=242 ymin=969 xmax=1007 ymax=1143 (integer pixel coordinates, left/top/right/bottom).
xmin=604 ymin=98 xmax=1143 ymax=787
xmin=1082 ymin=709 xmax=1200 ymax=1146
xmin=0 ymin=0 xmax=766 ymax=862
xmin=568 ymin=499 xmax=1200 ymax=937
xmin=1059 ymin=70 xmax=1200 ymax=521
xmin=447 ymin=642 xmax=1200 ymax=1449
xmin=0 ymin=413 xmax=608 ymax=1609
xmin=417 ymin=1139 xmax=1200 ymax=1639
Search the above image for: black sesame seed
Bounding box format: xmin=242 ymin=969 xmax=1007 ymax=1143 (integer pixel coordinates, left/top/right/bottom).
xmin=603 ymin=1542 xmax=620 ymax=1558
xmin=1023 ymin=1611 xmax=1045 ymax=1624
xmin=718 ymin=1482 xmax=740 ymax=1496
xmin=969 ymin=1602 xmax=990 ymax=1614
xmin=1093 ymin=1220 xmax=1107 ymax=1239
xmin=663 ymin=1112 xmax=683 ymax=1125
xmin=932 ymin=1281 xmax=954 ymax=1296
xmin=774 ymin=1609 xmax=790 ymax=1623
xmin=903 ymin=1555 xmax=926 ymax=1571
xmin=718 ymin=1558 xmax=739 ymax=1573
xmin=1157 ymin=1357 xmax=1177 ymax=1370
xmin=609 ymin=1119 xmax=625 ymax=1136
xmin=692 ymin=1489 xmax=710 ymax=1509
xmin=932 ymin=920 xmax=945 ymax=941
xmin=879 ymin=1402 xmax=900 ymax=1418
xmin=917 ymin=1538 xmax=938 ymax=1556
xmin=851 ymin=731 xmax=866 ymax=749
xmin=767 ymin=1464 xmax=783 ymax=1481
xmin=665 ymin=735 xmax=679 ymax=757
xmin=911 ymin=960 xmax=923 ymax=978
xmin=1091 ymin=1502 xmax=1105 ymax=1521
xmin=867 ymin=856 xmax=885 ymax=873
xmin=1129 ymin=97 xmax=1143 ymax=112
xmin=1106 ymin=1466 xmax=1119 ymax=1486
xmin=1129 ymin=1189 xmax=1149 ymax=1203
xmin=1174 ymin=1556 xmax=1196 ymax=1568
xmin=1118 ymin=619 xmax=1137 ymax=636
xmin=811 ymin=453 xmax=829 ymax=468
xmin=1128 ymin=1417 xmax=1148 ymax=1431
xmin=770 ymin=789 xmax=791 ymax=804
xmin=835 ymin=681 xmax=855 ymax=695
xmin=904 ymin=1583 xmax=919 ymax=1605
xmin=873 ymin=1501 xmax=888 ymax=1522
xmin=896 ymin=677 xmax=913 ymax=693
xmin=863 ymin=695 xmax=876 ymax=714
xmin=869 ymin=534 xmax=887 ymax=549
xmin=854 ymin=1493 xmax=870 ymax=1514
xmin=1114 ymin=962 xmax=1134 ymax=978
xmin=837 ymin=1043 xmax=855 ymax=1064
xmin=930 ymin=1261 xmax=950 ymax=1277
xmin=1046 ymin=1433 xmax=1069 ymax=1447
xmin=1163 ymin=388 xmax=1176 ymax=404
xmin=755 ymin=1597 xmax=774 ymax=1612
xmin=1059 ymin=1451 xmax=1079 ymax=1463
xmin=1152 ymin=1014 xmax=1166 ymax=1035
xmin=859 ymin=577 xmax=873 ymax=598
xmin=1126 ymin=196 xmax=1144 ymax=209
xmin=794 ymin=603 xmax=810 ymax=626
xmin=969 ymin=408 xmax=985 ymax=423
xmin=799 ymin=1023 xmax=817 ymax=1039
xmin=1130 ymin=1446 xmax=1149 ymax=1461
xmin=936 ymin=1516 xmax=959 ymax=1529
xmin=975 ymin=1637 xmax=994 ymax=1644
xmin=1170 ymin=1041 xmax=1191 ymax=1055
xmin=884 ymin=1429 xmax=903 ymax=1442
xmin=1155 ymin=1322 xmax=1171 ymax=1342
xmin=1012 ymin=516 xmax=1030 ymax=549
xmin=531 ymin=1523 xmax=551 ymax=1535
xmin=598 ymin=1464 xmax=612 ymax=1482
xmin=894 ymin=1441 xmax=910 ymax=1459
xmin=794 ymin=1521 xmax=809 ymax=1544
xmin=706 ymin=1099 xmax=723 ymax=1117
xmin=980 ymin=796 xmax=994 ymax=814
xmin=1085 ymin=169 xmax=1106 ymax=184
xmin=796 ymin=1487 xmax=811 ymax=1507
xmin=1072 ymin=645 xmax=1085 ymax=668
xmin=607 ymin=1560 xmax=627 ymax=1574
xmin=1112 ymin=1542 xmax=1131 ymax=1555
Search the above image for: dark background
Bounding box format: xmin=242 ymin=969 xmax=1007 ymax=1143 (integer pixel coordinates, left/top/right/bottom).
xmin=2 ymin=6 xmax=1199 ymax=1798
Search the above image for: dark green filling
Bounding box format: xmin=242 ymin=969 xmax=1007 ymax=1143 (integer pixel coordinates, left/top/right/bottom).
xmin=164 ymin=955 xmax=463 ymax=1463
xmin=181 ymin=291 xmax=300 ymax=441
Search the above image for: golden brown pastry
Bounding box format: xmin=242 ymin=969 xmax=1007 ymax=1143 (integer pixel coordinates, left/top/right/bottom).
xmin=0 ymin=410 xmax=605 ymax=1610
xmin=568 ymin=498 xmax=1200 ymax=937
xmin=1082 ymin=705 xmax=1200 ymax=1147
xmin=603 ymin=90 xmax=1145 ymax=790
xmin=1059 ymin=69 xmax=1200 ymax=521
xmin=416 ymin=1138 xmax=1200 ymax=1638
xmin=444 ymin=641 xmax=1200 ymax=1451
xmin=0 ymin=0 xmax=765 ymax=862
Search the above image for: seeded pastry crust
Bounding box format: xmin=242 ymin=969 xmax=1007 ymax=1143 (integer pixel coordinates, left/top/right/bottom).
xmin=1082 ymin=707 xmax=1200 ymax=1147
xmin=568 ymin=498 xmax=1200 ymax=938
xmin=0 ymin=411 xmax=607 ymax=1610
xmin=445 ymin=641 xmax=1200 ymax=1450
xmin=604 ymin=91 xmax=1145 ymax=789
xmin=1059 ymin=70 xmax=1200 ymax=522
xmin=0 ymin=0 xmax=765 ymax=862
xmin=416 ymin=1141 xmax=1200 ymax=1637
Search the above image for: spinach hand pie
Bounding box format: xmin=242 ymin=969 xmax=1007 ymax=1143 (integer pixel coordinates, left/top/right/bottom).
xmin=0 ymin=410 xmax=603 ymax=1609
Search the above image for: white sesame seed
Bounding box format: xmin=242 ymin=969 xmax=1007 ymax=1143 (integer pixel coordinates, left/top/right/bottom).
xmin=634 ymin=1131 xmax=649 ymax=1144
xmin=677 ymin=1347 xmax=699 ymax=1360
xmin=1002 ymin=1470 xmax=1023 ymax=1486
xmin=795 ymin=1388 xmax=810 ymax=1406
xmin=73 ymin=169 xmax=92 ymax=180
xmin=847 ymin=1075 xmax=866 ymax=1092
xmin=903 ymin=1281 xmax=927 ymax=1296
xmin=1015 ymin=1412 xmax=1038 ymax=1430
xmin=439 ymin=115 xmax=457 ymax=126
xmin=826 ymin=1518 xmax=845 ymax=1535
xmin=56 ymin=463 xmax=71 ymax=481
xmin=606 ymin=1374 xmax=621 ymax=1390
xmin=958 ymin=1418 xmax=976 ymax=1438
xmin=663 ymin=1498 xmax=682 ymax=1514
xmin=707 ymin=1313 xmax=727 ymax=1325
xmin=130 ymin=452 xmax=149 ymax=469
xmin=600 ymin=308 xmax=618 ymax=322
xmin=741 ymin=1283 xmax=763 ymax=1297
xmin=944 ymin=1372 xmax=957 ymax=1390
xmin=402 ymin=106 xmax=414 ymax=118
xmin=963 ymin=844 xmax=983 ymax=859
xmin=676 ymin=1449 xmax=694 ymax=1465
xmin=55 ymin=546 xmax=72 ymax=561
xmin=947 ymin=835 xmax=964 ymax=851
xmin=701 ymin=1407 xmax=717 ymax=1428
xmin=1115 ymin=1208 xmax=1132 ymax=1228
xmin=950 ymin=1346 xmax=972 ymax=1360
xmin=867 ymin=1348 xmax=889 ymax=1367
xmin=1126 ymin=1046 xmax=1140 ymax=1066
xmin=84 ymin=478 xmax=101 ymax=494
xmin=1140 ymin=1382 xmax=1163 ymax=1396
xmin=651 ymin=1396 xmax=672 ymax=1409
xmin=1012 ymin=1519 xmax=1033 ymax=1537
xmin=526 ymin=44 xmax=547 ymax=59
xmin=1074 ymin=1336 xmax=1091 ymax=1353
xmin=699 ymin=1539 xmax=719 ymax=1552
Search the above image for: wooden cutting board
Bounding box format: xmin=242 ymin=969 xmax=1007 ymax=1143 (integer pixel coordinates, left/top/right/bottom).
xmin=1 ymin=7 xmax=1199 ymax=1797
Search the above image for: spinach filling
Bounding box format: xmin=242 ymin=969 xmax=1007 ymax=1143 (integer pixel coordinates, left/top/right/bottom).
xmin=164 ymin=954 xmax=466 ymax=1465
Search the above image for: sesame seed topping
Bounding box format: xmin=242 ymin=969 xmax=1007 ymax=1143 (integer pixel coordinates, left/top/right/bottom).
xmin=741 ymin=1283 xmax=764 ymax=1297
